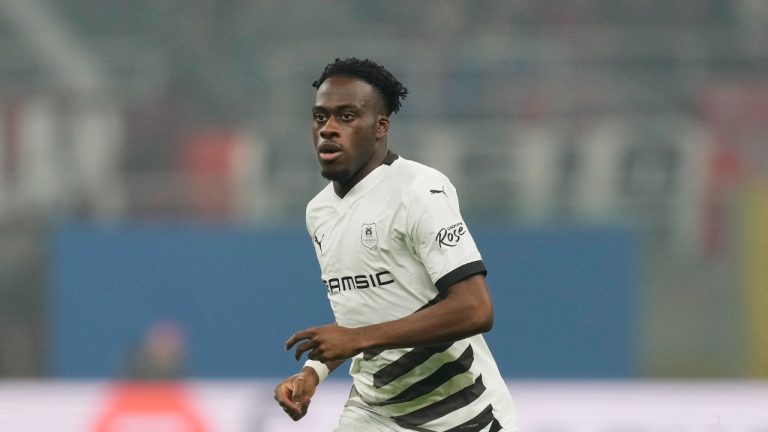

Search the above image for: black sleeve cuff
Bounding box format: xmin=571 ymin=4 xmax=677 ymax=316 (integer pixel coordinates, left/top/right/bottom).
xmin=434 ymin=260 xmax=487 ymax=292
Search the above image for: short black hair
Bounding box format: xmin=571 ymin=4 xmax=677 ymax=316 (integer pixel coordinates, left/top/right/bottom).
xmin=312 ymin=58 xmax=408 ymax=116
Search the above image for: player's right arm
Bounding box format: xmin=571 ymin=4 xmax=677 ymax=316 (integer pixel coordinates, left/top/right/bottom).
xmin=273 ymin=359 xmax=344 ymax=421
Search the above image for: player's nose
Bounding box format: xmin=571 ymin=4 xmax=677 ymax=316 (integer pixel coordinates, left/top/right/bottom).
xmin=319 ymin=118 xmax=341 ymax=139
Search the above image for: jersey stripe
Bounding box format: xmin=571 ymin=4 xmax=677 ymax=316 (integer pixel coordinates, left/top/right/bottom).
xmin=490 ymin=418 xmax=503 ymax=432
xmin=373 ymin=342 xmax=454 ymax=388
xmin=444 ymin=404 xmax=498 ymax=432
xmin=392 ymin=375 xmax=486 ymax=427
xmin=382 ymin=345 xmax=474 ymax=405
xmin=434 ymin=260 xmax=487 ymax=292
xmin=363 ymin=349 xmax=384 ymax=361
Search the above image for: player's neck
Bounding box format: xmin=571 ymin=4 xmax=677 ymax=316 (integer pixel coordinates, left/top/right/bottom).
xmin=333 ymin=147 xmax=390 ymax=198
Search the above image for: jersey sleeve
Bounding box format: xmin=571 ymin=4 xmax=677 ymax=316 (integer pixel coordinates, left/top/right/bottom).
xmin=405 ymin=174 xmax=486 ymax=292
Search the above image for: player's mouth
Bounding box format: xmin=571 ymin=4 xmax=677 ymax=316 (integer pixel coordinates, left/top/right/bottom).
xmin=318 ymin=142 xmax=343 ymax=162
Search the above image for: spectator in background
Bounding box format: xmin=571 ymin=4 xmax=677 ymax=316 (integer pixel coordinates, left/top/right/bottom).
xmin=125 ymin=319 xmax=187 ymax=380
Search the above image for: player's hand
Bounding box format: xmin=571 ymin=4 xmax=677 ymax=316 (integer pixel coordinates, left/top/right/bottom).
xmin=286 ymin=324 xmax=364 ymax=362
xmin=273 ymin=367 xmax=319 ymax=421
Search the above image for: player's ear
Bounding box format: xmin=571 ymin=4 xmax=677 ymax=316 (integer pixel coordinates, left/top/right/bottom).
xmin=376 ymin=116 xmax=390 ymax=138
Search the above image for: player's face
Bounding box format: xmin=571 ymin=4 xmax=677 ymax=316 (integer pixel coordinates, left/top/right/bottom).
xmin=312 ymin=76 xmax=389 ymax=186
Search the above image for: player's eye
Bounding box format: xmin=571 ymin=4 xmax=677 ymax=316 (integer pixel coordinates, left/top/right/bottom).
xmin=313 ymin=113 xmax=327 ymax=122
xmin=340 ymin=112 xmax=356 ymax=121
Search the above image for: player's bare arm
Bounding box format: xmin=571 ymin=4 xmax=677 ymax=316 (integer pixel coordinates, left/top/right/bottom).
xmin=273 ymin=359 xmax=344 ymax=421
xmin=285 ymin=274 xmax=493 ymax=362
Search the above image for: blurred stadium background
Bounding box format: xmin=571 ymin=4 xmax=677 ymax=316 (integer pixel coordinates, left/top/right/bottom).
xmin=0 ymin=0 xmax=767 ymax=430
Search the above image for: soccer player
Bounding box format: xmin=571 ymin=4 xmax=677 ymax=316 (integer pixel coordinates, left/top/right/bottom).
xmin=274 ymin=58 xmax=518 ymax=431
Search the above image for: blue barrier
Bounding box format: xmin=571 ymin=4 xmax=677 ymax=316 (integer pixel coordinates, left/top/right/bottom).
xmin=52 ymin=224 xmax=636 ymax=378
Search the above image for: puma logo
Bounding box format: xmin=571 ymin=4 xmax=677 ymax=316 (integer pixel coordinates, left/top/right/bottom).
xmin=314 ymin=234 xmax=325 ymax=252
xmin=429 ymin=186 xmax=447 ymax=196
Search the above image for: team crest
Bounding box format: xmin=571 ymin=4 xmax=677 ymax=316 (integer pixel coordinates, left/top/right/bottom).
xmin=361 ymin=223 xmax=378 ymax=249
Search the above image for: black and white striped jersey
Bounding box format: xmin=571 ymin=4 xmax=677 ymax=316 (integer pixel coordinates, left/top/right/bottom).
xmin=306 ymin=154 xmax=517 ymax=431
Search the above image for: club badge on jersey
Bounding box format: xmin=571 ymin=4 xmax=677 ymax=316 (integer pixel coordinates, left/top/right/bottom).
xmin=361 ymin=223 xmax=378 ymax=249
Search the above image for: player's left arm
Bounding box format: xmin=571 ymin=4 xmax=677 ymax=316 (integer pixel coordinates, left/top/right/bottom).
xmin=285 ymin=273 xmax=492 ymax=362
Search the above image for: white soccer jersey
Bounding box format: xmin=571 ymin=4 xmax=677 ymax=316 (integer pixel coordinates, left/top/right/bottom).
xmin=306 ymin=154 xmax=517 ymax=431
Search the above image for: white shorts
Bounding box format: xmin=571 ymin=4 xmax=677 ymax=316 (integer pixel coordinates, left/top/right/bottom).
xmin=334 ymin=405 xmax=409 ymax=432
xmin=334 ymin=405 xmax=502 ymax=432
